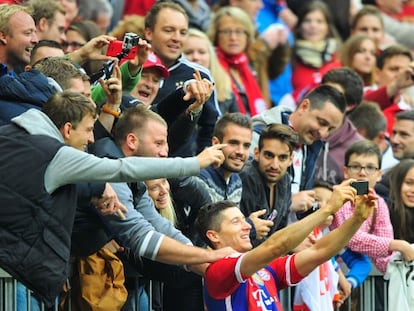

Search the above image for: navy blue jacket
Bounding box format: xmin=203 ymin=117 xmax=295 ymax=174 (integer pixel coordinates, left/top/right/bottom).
xmin=151 ymin=55 xmax=220 ymax=155
xmin=0 ymin=70 xmax=55 ymax=126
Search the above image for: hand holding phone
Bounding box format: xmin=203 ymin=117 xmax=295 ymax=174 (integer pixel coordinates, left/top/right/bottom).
xmin=296 ymin=201 xmax=319 ymax=220
xmin=351 ymin=180 xmax=369 ymax=195
xmin=267 ymin=209 xmax=278 ymax=221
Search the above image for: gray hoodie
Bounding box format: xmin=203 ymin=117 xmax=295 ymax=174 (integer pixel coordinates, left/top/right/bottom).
xmin=13 ymin=109 xmax=200 ymax=193
xmin=12 ymin=109 xmax=201 ymax=259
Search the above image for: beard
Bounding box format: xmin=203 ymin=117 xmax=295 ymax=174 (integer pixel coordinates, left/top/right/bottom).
xmin=221 ymin=159 xmax=245 ymax=173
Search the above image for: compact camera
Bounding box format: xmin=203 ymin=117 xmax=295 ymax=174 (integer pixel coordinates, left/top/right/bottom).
xmin=106 ymin=32 xmax=139 ymax=60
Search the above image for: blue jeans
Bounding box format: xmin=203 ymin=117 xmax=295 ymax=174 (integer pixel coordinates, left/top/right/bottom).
xmin=16 ymin=282 xmax=41 ymax=311
xmin=122 ymin=283 xmax=149 ymax=311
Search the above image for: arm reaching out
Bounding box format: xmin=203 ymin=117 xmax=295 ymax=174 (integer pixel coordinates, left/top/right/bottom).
xmin=295 ymin=188 xmax=377 ymax=276
xmin=196 ymin=144 xmax=226 ymax=169
xmin=240 ymin=179 xmax=358 ymax=276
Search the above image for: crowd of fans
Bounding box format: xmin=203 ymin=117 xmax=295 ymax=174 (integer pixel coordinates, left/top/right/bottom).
xmin=1 ymin=0 xmax=414 ymax=310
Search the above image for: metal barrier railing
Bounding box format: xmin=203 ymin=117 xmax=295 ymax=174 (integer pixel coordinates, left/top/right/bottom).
xmin=278 ymin=265 xmax=389 ymax=311
xmin=0 ymin=269 xmax=59 ymax=311
xmin=1 ymin=267 xmax=388 ymax=311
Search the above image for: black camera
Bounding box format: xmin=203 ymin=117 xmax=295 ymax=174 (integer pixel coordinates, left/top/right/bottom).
xmin=123 ymin=32 xmax=139 ymax=51
xmin=351 ymin=180 xmax=369 ymax=195
xmin=297 ymin=201 xmax=319 ymax=220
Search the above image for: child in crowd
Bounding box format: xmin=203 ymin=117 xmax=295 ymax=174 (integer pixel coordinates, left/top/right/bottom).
xmin=330 ymin=139 xmax=414 ymax=273
xmin=293 ymin=180 xmax=348 ymax=310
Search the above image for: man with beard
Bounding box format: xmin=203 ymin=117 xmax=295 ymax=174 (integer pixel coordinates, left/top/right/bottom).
xmin=198 ymin=113 xmax=252 ymax=204
xmin=197 ymin=112 xmax=273 ymax=238
xmin=376 ymin=110 xmax=414 ymax=200
xmin=240 ymin=123 xmax=299 ymax=245
xmin=250 ymin=85 xmax=346 ymax=218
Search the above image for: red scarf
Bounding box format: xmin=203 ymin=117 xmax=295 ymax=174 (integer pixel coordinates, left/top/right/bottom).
xmin=216 ymin=47 xmax=266 ymax=116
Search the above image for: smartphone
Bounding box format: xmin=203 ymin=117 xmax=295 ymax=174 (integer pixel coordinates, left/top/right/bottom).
xmin=351 ymin=180 xmax=369 ymax=195
xmin=296 ymin=201 xmax=319 ymax=220
xmin=106 ymin=40 xmax=138 ymax=60
xmin=267 ymin=209 xmax=278 ymax=221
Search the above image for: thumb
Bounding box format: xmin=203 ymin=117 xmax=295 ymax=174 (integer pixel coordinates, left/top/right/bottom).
xmin=98 ymin=78 xmax=106 ymax=89
xmin=183 ymin=91 xmax=191 ymax=101
xmin=118 ymin=202 xmax=128 ymax=214
xmin=250 ymin=209 xmax=267 ymax=218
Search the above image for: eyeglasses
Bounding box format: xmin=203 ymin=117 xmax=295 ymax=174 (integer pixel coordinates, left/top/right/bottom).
xmin=346 ymin=164 xmax=379 ymax=175
xmin=62 ymin=41 xmax=85 ymax=49
xmin=218 ymin=29 xmax=247 ymax=37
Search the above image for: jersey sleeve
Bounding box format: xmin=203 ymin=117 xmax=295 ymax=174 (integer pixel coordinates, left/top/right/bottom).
xmin=267 ymin=254 xmax=304 ymax=289
xmin=204 ymin=253 xmax=246 ymax=299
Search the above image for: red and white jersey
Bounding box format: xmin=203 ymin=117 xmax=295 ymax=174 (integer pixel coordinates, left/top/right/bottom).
xmin=204 ymin=253 xmax=303 ymax=311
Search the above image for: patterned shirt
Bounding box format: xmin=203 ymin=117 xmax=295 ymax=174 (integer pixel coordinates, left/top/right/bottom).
xmin=198 ymin=165 xmax=243 ymax=204
xmin=330 ymin=195 xmax=393 ymax=273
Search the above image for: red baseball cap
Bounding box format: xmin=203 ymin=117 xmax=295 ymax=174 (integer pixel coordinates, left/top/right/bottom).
xmin=142 ymin=52 xmax=169 ymax=78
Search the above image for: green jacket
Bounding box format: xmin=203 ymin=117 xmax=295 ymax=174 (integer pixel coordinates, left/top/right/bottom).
xmin=91 ymin=62 xmax=141 ymax=107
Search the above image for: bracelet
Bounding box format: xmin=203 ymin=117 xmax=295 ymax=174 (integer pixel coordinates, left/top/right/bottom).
xmin=101 ymin=104 xmax=121 ymax=118
xmin=186 ymin=106 xmax=202 ymax=121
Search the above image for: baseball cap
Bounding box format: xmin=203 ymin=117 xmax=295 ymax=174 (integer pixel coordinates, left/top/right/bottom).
xmin=142 ymin=52 xmax=169 ymax=78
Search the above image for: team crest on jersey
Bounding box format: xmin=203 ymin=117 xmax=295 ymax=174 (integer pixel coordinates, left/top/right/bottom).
xmin=257 ymin=269 xmax=271 ymax=281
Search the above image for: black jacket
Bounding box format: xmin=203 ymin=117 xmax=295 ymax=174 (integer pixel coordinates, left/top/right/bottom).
xmin=152 ymin=55 xmax=220 ymax=155
xmin=240 ymin=160 xmax=292 ymax=245
xmin=0 ymin=124 xmax=74 ymax=307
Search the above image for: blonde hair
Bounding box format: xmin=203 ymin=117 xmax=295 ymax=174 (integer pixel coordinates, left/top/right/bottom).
xmin=340 ymin=33 xmax=376 ymax=86
xmin=187 ymin=28 xmax=232 ymax=102
xmin=158 ymin=195 xmax=177 ymax=226
xmin=144 ymin=179 xmax=177 ymax=226
xmin=208 ymin=6 xmax=255 ymax=48
xmin=108 ymin=14 xmax=145 ymax=40
xmin=0 ymin=4 xmax=32 ymax=34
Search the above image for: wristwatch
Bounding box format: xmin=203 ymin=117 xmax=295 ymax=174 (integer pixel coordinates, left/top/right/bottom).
xmin=186 ymin=106 xmax=202 ymax=121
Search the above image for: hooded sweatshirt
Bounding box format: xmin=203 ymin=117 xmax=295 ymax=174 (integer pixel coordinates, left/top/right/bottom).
xmin=0 ymin=109 xmax=202 ymax=305
xmin=314 ymin=117 xmax=363 ymax=185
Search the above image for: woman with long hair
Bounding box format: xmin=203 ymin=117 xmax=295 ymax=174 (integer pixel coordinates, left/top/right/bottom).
xmin=291 ymin=1 xmax=341 ymax=101
xmin=388 ymin=159 xmax=414 ymax=244
xmin=145 ymin=178 xmax=177 ymax=226
xmin=340 ymin=33 xmax=377 ymax=88
xmin=183 ymin=28 xmax=238 ymax=114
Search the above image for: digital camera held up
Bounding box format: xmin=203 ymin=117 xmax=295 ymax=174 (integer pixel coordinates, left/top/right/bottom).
xmin=106 ymin=32 xmax=140 ymax=60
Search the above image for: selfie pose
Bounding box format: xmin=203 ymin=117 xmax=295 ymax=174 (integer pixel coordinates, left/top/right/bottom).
xmin=195 ymin=178 xmax=377 ymax=311
xmin=330 ymin=140 xmax=414 ymax=273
